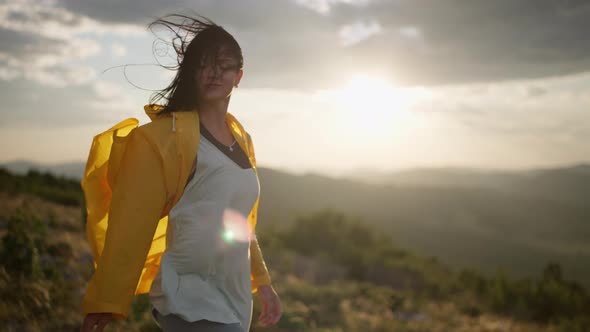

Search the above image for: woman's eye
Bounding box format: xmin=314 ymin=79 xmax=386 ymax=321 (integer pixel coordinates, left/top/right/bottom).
xmin=199 ymin=63 xmax=239 ymax=72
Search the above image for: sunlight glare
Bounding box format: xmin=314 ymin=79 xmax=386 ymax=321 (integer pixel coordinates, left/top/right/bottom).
xmin=326 ymin=74 xmax=417 ymax=137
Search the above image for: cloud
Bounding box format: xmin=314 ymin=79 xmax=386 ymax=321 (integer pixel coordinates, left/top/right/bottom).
xmin=1 ymin=0 xmax=588 ymax=119
xmin=339 ymin=20 xmax=382 ymax=46
xmin=111 ymin=43 xmax=127 ymax=57
xmin=527 ymin=86 xmax=547 ymax=98
xmin=0 ymin=2 xmax=98 ymax=86
xmin=411 ymin=73 xmax=590 ymax=142
xmin=0 ymin=26 xmax=99 ymax=87
xmin=2 ymin=0 xmax=587 ymax=171
xmin=87 ymin=80 xmax=138 ymax=118
xmin=0 ymin=0 xmax=146 ymax=87
xmin=0 ymin=77 xmax=143 ymax=128
xmin=294 ymin=0 xmax=372 ymax=15
xmin=0 ymin=79 xmax=97 ymax=127
xmin=398 ymin=26 xmax=421 ymax=40
xmin=48 ymin=0 xmax=590 ymax=88
xmin=342 ymin=0 xmax=590 ymax=85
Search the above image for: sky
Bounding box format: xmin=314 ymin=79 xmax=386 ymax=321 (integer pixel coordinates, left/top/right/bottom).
xmin=0 ymin=0 xmax=589 ymax=176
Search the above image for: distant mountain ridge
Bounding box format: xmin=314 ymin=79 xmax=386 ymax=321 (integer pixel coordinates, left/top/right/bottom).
xmin=349 ymin=164 xmax=590 ymax=187
xmin=3 ymin=167 xmax=586 ymax=330
xmin=254 ymin=164 xmax=590 ymax=287
xmin=3 ymin=159 xmax=589 ymax=188
xmin=1 ymin=160 xmax=86 ymax=180
xmin=2 ymin=160 xmax=589 ymax=286
xmin=2 ymin=159 xmax=589 ymax=208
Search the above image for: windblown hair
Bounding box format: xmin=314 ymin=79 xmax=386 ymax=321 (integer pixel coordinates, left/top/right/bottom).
xmin=148 ymin=14 xmax=243 ymax=115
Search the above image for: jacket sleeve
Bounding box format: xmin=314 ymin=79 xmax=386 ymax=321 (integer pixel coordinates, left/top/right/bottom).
xmin=246 ymin=132 xmax=272 ymax=291
xmin=250 ymin=237 xmax=272 ymax=291
xmin=82 ymin=129 xmax=167 ymax=318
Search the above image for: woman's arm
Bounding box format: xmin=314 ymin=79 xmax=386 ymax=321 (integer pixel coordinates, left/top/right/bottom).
xmin=250 ymin=238 xmax=282 ymax=327
xmin=245 ymin=131 xmax=282 ymax=325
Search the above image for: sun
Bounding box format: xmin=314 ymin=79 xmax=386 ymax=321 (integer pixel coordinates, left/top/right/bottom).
xmin=326 ymin=74 xmax=415 ymax=137
xmin=342 ymin=74 xmax=411 ymax=107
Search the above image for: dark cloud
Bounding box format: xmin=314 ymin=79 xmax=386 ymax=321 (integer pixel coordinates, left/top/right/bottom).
xmin=28 ymin=0 xmax=590 ymax=87
xmin=0 ymin=27 xmax=65 ymax=60
xmin=5 ymin=2 xmax=81 ymax=26
xmin=527 ymin=86 xmax=547 ymax=97
xmin=336 ymin=0 xmax=590 ymax=85
xmin=56 ymin=0 xmax=170 ymax=25
xmin=0 ymin=2 xmax=101 ymax=86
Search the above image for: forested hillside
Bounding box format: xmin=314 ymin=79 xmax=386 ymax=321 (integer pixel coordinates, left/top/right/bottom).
xmin=255 ymin=166 xmax=590 ymax=289
xmin=0 ymin=168 xmax=589 ymax=331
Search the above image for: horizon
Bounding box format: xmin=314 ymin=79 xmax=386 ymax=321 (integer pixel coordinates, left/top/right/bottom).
xmin=3 ymin=158 xmax=589 ymax=181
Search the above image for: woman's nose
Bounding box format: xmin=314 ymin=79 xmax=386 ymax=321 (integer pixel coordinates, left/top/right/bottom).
xmin=207 ymin=65 xmax=222 ymax=78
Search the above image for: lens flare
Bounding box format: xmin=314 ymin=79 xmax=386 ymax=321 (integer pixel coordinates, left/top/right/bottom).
xmin=223 ymin=229 xmax=235 ymax=242
xmin=222 ymin=209 xmax=250 ymax=243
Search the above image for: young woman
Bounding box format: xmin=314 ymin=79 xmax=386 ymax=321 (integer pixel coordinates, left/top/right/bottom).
xmin=80 ymin=14 xmax=281 ymax=332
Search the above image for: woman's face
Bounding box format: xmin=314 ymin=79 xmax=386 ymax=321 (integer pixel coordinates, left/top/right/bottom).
xmin=196 ymin=51 xmax=243 ymax=103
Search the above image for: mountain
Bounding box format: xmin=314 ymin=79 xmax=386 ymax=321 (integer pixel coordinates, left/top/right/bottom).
xmin=1 ymin=160 xmax=85 ymax=180
xmin=346 ymin=164 xmax=590 ymax=206
xmin=255 ymin=165 xmax=590 ymax=286
xmin=3 ymin=160 xmax=589 ymax=286
xmin=3 ymin=169 xmax=586 ymax=331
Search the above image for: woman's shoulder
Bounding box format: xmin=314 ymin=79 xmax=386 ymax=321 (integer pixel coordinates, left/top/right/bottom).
xmin=134 ymin=110 xmax=200 ymax=158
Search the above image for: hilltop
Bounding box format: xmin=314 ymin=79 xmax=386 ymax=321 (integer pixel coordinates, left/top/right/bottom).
xmin=3 ymin=161 xmax=590 ymax=287
xmin=0 ymin=168 xmax=588 ymax=331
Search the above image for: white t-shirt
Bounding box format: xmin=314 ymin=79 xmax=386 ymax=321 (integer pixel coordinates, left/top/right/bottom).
xmin=150 ymin=133 xmax=260 ymax=332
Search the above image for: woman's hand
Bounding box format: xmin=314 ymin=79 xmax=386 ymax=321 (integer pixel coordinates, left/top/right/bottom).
xmin=80 ymin=312 xmax=113 ymax=332
xmin=256 ymin=284 xmax=282 ymax=327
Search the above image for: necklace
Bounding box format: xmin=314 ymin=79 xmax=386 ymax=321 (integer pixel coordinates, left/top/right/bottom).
xmin=199 ymin=122 xmax=237 ymax=152
xmin=228 ymin=140 xmax=237 ymax=152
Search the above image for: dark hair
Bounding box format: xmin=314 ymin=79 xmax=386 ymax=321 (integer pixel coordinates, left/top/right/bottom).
xmin=148 ymin=14 xmax=243 ymax=115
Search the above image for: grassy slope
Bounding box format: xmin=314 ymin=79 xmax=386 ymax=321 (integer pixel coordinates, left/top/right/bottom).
xmin=0 ymin=169 xmax=588 ymax=331
xmin=0 ymin=196 xmax=558 ymax=332
xmin=3 ymin=161 xmax=589 ymax=286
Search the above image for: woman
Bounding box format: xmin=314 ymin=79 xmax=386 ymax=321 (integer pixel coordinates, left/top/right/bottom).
xmin=81 ymin=14 xmax=281 ymax=332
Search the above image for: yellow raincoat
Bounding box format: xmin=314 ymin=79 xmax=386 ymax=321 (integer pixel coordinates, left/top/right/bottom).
xmin=81 ymin=105 xmax=271 ymax=317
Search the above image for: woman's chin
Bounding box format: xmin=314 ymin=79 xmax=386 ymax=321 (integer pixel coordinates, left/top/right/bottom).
xmin=200 ymin=93 xmax=231 ymax=103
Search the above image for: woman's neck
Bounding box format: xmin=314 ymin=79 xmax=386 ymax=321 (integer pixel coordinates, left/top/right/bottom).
xmin=197 ymin=98 xmax=233 ymax=142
